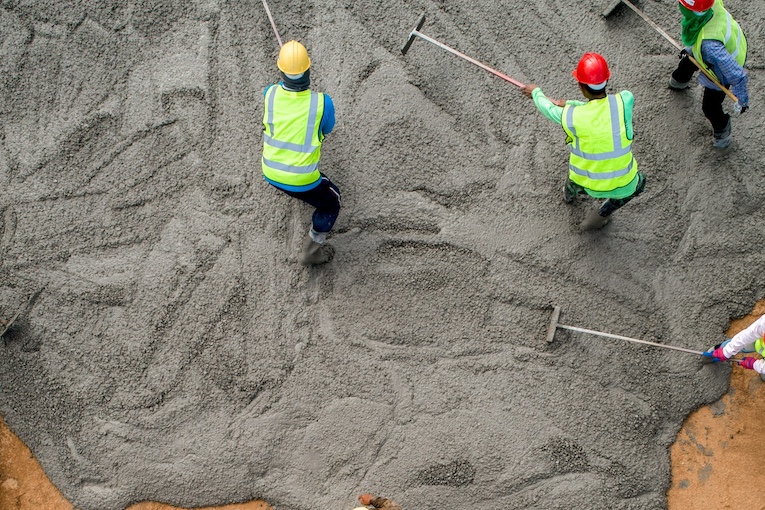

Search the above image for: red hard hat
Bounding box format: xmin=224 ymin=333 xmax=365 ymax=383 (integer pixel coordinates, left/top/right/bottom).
xmin=678 ymin=0 xmax=714 ymax=12
xmin=572 ymin=52 xmax=611 ymax=87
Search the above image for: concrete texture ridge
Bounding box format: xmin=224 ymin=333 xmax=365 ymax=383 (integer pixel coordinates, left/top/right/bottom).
xmin=0 ymin=0 xmax=763 ymax=509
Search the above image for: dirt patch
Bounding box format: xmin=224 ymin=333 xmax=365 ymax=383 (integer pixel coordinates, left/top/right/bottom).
xmin=668 ymin=300 xmax=765 ymax=510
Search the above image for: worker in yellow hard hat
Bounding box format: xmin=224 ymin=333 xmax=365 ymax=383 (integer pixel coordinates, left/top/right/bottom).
xmin=262 ymin=40 xmax=341 ymax=265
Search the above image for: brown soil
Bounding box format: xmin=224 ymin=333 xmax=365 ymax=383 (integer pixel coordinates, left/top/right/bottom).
xmin=2 ymin=304 xmax=764 ymax=510
xmin=667 ymin=300 xmax=765 ymax=510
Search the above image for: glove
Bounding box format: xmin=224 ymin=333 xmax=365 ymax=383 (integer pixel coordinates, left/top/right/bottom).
xmin=702 ymin=346 xmax=728 ymax=362
xmin=679 ymin=47 xmax=691 ymax=59
xmin=734 ymin=102 xmax=748 ymax=114
xmin=359 ymin=494 xmax=374 ymax=506
xmin=739 ymin=357 xmax=757 ymax=370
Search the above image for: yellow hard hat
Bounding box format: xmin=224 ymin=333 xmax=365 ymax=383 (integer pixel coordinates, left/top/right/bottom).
xmin=277 ymin=40 xmax=311 ymax=74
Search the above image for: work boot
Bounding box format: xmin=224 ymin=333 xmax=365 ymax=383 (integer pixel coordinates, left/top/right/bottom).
xmin=298 ymin=234 xmax=335 ymax=266
xmin=712 ymin=117 xmax=732 ymax=149
xmin=563 ymin=184 xmax=575 ymax=204
xmin=579 ymin=209 xmax=610 ymax=232
xmin=668 ymin=76 xmax=691 ymax=90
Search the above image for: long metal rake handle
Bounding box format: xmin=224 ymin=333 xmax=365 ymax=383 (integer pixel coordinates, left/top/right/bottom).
xmin=410 ymin=30 xmax=525 ymax=88
xmin=262 ymin=0 xmax=283 ymax=47
xmin=619 ymin=0 xmax=738 ymax=103
xmin=557 ymin=323 xmax=706 ymax=356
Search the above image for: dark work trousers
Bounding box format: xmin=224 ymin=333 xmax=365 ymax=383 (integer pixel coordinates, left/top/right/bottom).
xmin=672 ymin=55 xmax=730 ymax=132
xmin=279 ymin=173 xmax=341 ymax=233
xmin=565 ymin=172 xmax=647 ymax=217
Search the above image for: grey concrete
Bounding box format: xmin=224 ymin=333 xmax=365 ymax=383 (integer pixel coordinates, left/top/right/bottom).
xmin=1 ymin=0 xmax=763 ymax=509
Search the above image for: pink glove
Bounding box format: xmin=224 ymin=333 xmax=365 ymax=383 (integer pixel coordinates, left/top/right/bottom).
xmin=711 ymin=347 xmax=728 ymax=361
xmin=739 ymin=357 xmax=757 ymax=370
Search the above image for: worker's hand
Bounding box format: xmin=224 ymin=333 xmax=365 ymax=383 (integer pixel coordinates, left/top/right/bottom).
xmin=551 ymin=98 xmax=566 ymax=107
xmin=521 ymin=84 xmax=538 ymax=99
xmin=359 ymin=494 xmax=374 ymax=506
xmin=734 ymin=102 xmax=748 ymax=114
xmin=679 ymin=47 xmax=691 ymax=59
xmin=738 ymin=357 xmax=757 ymax=370
xmin=702 ymin=345 xmax=728 ymax=362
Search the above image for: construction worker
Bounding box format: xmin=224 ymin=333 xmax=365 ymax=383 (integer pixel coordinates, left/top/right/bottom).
xmin=522 ymin=53 xmax=646 ymax=231
xmin=262 ymin=40 xmax=341 ymax=265
xmin=668 ymin=0 xmax=748 ymax=149
xmin=704 ymin=314 xmax=765 ymax=381
xmin=357 ymin=493 xmax=402 ymax=510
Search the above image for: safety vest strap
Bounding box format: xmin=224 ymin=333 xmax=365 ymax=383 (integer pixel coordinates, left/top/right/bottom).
xmin=569 ymin=158 xmax=634 ymax=181
xmin=261 ymin=157 xmax=319 ymax=174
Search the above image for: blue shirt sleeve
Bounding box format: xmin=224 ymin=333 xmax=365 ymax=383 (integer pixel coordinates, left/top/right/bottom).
xmin=699 ymin=40 xmax=748 ymax=106
xmin=319 ymin=94 xmax=335 ymax=137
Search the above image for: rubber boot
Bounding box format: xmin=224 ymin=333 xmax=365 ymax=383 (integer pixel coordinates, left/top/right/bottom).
xmin=298 ymin=234 xmax=335 ymax=266
xmin=579 ymin=209 xmax=610 ymax=232
xmin=712 ymin=117 xmax=732 ymax=149
xmin=563 ymin=184 xmax=575 ymax=204
xmin=668 ymin=76 xmax=691 ymax=90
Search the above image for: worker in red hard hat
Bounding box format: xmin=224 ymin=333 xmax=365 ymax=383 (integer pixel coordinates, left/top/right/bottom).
xmin=522 ymin=53 xmax=646 ymax=231
xmin=669 ymin=0 xmax=748 ymax=149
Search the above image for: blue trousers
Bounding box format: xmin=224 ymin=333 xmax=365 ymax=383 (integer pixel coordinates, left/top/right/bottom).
xmin=279 ymin=174 xmax=341 ymax=233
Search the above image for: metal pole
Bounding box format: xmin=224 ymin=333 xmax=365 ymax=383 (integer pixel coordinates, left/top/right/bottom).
xmin=261 ymin=0 xmax=283 ymax=47
xmin=556 ymin=323 xmax=706 ymax=356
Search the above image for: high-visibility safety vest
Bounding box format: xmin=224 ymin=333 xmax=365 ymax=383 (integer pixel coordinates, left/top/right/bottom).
xmin=691 ymin=0 xmax=747 ymax=83
xmin=262 ymin=85 xmax=325 ymax=187
xmin=561 ymin=94 xmax=638 ymax=192
xmin=755 ymin=337 xmax=765 ymax=357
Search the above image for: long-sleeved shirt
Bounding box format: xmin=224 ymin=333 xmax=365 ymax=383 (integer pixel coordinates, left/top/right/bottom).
xmin=722 ymin=315 xmax=765 ymax=374
xmin=697 ymin=39 xmax=749 ymax=106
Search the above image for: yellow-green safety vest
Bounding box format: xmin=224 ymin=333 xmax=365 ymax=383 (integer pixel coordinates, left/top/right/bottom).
xmin=561 ymin=94 xmax=638 ymax=192
xmin=262 ymin=85 xmax=325 ymax=187
xmin=691 ymin=0 xmax=747 ymax=83
xmin=755 ymin=337 xmax=765 ymax=357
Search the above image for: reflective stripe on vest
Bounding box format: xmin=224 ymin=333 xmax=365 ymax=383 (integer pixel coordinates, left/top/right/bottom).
xmin=755 ymin=337 xmax=765 ymax=357
xmin=562 ymin=94 xmax=638 ymax=192
xmin=262 ymin=85 xmax=324 ymax=186
xmin=692 ymin=0 xmax=747 ymax=83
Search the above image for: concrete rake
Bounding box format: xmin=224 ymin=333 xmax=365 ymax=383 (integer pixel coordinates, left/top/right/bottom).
xmin=546 ymin=305 xmax=726 ymax=359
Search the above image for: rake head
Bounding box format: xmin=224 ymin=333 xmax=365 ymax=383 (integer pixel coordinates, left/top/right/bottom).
xmin=401 ymin=13 xmax=426 ymax=55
